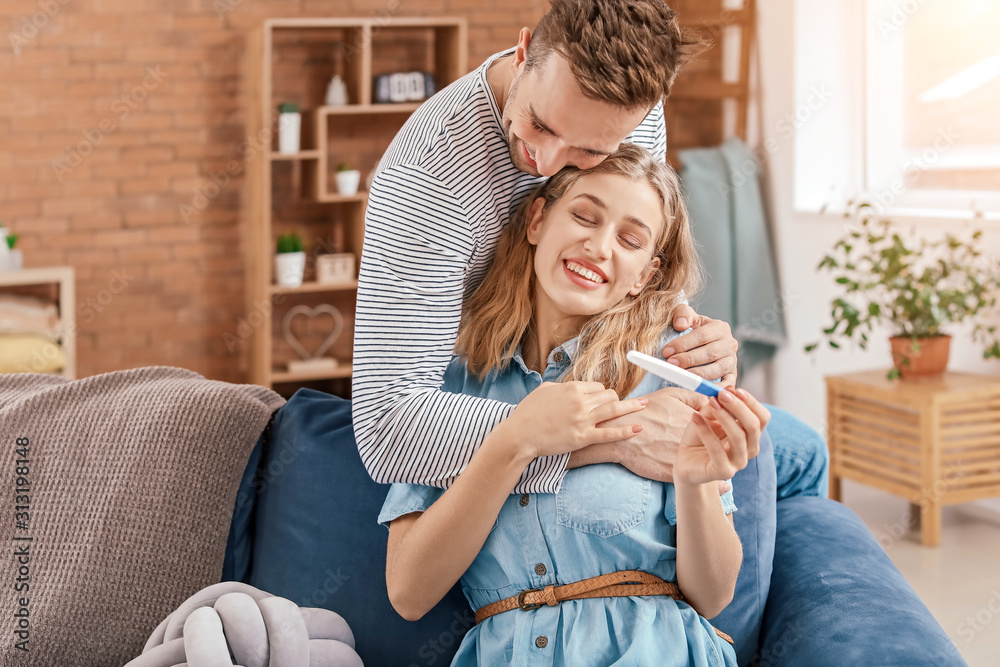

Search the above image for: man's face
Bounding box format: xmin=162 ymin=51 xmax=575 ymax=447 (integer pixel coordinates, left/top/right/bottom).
xmin=501 ymin=53 xmax=651 ymax=177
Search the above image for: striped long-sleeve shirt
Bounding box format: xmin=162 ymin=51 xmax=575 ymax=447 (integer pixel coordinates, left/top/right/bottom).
xmin=352 ymin=49 xmax=667 ymax=492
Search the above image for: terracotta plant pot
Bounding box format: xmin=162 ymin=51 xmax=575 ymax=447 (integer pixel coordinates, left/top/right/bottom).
xmin=889 ymin=335 xmax=951 ymax=378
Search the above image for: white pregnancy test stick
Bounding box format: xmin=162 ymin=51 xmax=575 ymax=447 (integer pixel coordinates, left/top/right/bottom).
xmin=626 ymin=350 xmax=723 ymax=398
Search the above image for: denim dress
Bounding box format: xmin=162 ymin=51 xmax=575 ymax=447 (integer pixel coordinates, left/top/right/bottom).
xmin=378 ymin=330 xmax=739 ymax=667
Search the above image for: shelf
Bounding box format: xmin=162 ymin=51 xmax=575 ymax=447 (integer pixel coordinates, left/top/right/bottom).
xmin=315 ymin=191 xmax=369 ymax=204
xmin=267 ymin=17 xmax=466 ymax=30
xmin=270 ymin=280 xmax=358 ymax=295
xmin=318 ymin=103 xmax=422 ymax=116
xmin=246 ymin=17 xmax=467 ymax=390
xmin=271 ymin=364 xmax=353 ymax=383
xmin=0 ymin=266 xmax=74 ymax=286
xmin=0 ymin=265 xmax=76 ymax=380
xmin=270 ymin=150 xmax=322 ymax=161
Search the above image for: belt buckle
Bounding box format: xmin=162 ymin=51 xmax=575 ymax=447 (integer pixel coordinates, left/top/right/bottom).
xmin=517 ymin=588 xmax=543 ymax=611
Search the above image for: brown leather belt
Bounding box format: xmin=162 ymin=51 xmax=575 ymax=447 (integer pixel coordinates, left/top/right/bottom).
xmin=474 ymin=569 xmax=733 ymax=645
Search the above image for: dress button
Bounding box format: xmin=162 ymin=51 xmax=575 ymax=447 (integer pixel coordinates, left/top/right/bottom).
xmin=553 ymin=351 xmax=564 ymax=363
xmin=535 ymin=563 xmax=547 ymax=575
xmin=535 ymin=635 xmax=548 ymax=648
xmin=520 ymin=494 xmax=530 ymax=506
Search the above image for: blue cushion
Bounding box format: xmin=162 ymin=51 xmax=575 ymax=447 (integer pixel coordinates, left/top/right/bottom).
xmin=229 ymin=388 xmax=472 ymax=666
xmin=758 ymin=497 xmax=966 ymax=666
xmin=712 ymin=427 xmax=777 ymax=666
xmin=221 ymin=420 xmax=268 ymax=583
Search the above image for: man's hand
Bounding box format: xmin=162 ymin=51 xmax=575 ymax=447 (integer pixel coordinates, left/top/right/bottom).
xmin=567 ymin=388 xmax=731 ymax=494
xmin=666 ymin=303 xmax=739 ymax=386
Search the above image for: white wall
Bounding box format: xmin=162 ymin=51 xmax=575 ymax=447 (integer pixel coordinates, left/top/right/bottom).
xmin=752 ymin=0 xmax=1000 ymax=437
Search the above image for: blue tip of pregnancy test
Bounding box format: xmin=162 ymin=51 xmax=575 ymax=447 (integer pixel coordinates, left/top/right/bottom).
xmin=694 ymin=381 xmax=721 ymax=397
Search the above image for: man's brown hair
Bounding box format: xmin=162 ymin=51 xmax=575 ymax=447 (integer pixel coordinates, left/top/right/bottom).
xmin=527 ymin=0 xmax=703 ymax=109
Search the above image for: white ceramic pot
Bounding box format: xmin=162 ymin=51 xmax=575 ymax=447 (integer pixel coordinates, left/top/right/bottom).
xmin=278 ymin=112 xmax=301 ymax=155
xmin=275 ymin=251 xmax=306 ymax=287
xmin=335 ymin=170 xmax=361 ymax=196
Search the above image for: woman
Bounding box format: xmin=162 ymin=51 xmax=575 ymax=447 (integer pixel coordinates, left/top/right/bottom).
xmin=378 ymin=144 xmax=770 ymax=666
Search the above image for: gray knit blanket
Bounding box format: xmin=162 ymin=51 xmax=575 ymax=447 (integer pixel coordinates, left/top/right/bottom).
xmin=0 ymin=366 xmax=285 ymax=667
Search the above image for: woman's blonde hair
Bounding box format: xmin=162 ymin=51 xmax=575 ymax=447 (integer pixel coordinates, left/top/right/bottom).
xmin=455 ymin=143 xmax=701 ymax=397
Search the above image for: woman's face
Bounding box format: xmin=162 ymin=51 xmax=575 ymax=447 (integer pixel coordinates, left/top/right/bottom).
xmin=527 ymin=172 xmax=664 ymax=323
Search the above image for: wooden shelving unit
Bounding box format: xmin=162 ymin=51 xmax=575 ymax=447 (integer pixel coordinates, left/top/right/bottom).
xmin=666 ymin=0 xmax=757 ymax=166
xmin=0 ymin=266 xmax=76 ymax=379
xmin=244 ymin=17 xmax=467 ymax=391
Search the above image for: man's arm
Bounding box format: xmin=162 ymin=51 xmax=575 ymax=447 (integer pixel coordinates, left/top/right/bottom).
xmin=352 ymin=165 xmax=570 ymax=492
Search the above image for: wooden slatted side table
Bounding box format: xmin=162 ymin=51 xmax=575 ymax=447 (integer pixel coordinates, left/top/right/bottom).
xmin=826 ymin=370 xmax=1000 ymax=546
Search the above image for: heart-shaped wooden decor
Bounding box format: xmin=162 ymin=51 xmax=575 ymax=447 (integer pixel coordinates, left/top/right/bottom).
xmin=281 ymin=304 xmax=345 ymax=361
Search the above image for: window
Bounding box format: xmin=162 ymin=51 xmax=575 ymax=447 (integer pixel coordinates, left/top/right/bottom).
xmin=794 ymin=0 xmax=1000 ymax=219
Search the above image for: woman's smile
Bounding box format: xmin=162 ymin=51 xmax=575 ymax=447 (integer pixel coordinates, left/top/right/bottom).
xmin=563 ymin=259 xmax=607 ymax=289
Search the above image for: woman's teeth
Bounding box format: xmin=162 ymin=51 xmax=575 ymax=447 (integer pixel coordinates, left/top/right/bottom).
xmin=566 ymin=261 xmax=605 ymax=284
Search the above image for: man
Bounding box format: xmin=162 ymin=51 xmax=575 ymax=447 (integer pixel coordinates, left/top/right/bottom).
xmin=353 ymin=1 xmax=825 ymax=498
xmin=352 ymin=1 xmax=827 ymax=661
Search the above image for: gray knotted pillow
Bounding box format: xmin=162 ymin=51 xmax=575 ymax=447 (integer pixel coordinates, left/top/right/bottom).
xmin=0 ymin=367 xmax=285 ymax=666
xmin=125 ymin=582 xmax=362 ymax=667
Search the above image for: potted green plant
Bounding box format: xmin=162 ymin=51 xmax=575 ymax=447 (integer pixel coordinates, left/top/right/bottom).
xmin=335 ymin=162 xmax=361 ymax=196
xmin=806 ymin=205 xmax=1000 ymax=379
xmin=275 ymin=232 xmax=306 ymax=287
xmin=0 ymin=222 xmax=21 ymax=271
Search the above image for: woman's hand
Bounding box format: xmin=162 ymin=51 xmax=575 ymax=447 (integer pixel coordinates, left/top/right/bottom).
xmin=500 ymin=381 xmax=648 ymax=460
xmin=674 ymin=387 xmax=771 ymax=485
xmin=673 ymin=387 xmax=767 ymax=618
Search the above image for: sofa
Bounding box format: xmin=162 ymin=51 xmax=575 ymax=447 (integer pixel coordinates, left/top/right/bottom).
xmin=0 ymin=369 xmax=965 ymax=666
xmin=223 ymin=388 xmax=966 ymax=667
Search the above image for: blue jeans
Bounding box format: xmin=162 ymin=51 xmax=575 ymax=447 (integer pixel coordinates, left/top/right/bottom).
xmin=765 ymin=403 xmax=830 ymax=500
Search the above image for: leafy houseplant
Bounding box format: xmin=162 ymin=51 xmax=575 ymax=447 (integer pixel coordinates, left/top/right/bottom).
xmin=275 ymin=232 xmax=306 ymax=287
xmin=806 ymin=206 xmax=1000 ymax=379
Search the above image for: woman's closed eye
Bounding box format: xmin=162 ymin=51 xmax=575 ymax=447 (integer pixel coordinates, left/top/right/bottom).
xmin=620 ymin=234 xmax=643 ymax=250
xmin=572 ymin=212 xmax=645 ymax=250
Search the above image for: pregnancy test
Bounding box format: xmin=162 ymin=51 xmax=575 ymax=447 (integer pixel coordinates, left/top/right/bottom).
xmin=626 ymin=350 xmax=724 ymax=398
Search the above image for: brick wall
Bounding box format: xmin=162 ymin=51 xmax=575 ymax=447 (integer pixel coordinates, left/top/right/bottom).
xmin=1 ymin=0 xmax=721 ymax=384
xmin=0 ymin=0 xmax=547 ymax=382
